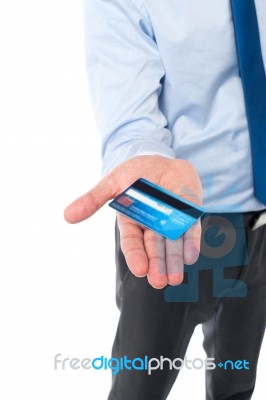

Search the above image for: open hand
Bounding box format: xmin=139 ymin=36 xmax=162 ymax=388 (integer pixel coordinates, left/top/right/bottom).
xmin=64 ymin=155 xmax=203 ymax=288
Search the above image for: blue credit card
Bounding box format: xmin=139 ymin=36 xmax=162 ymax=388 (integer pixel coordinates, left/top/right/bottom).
xmin=108 ymin=178 xmax=205 ymax=241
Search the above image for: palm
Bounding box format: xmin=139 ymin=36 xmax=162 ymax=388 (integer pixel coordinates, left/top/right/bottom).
xmin=64 ymin=155 xmax=202 ymax=288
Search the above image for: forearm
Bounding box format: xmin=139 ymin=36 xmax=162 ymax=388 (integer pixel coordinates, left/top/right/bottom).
xmin=83 ymin=0 xmax=175 ymax=175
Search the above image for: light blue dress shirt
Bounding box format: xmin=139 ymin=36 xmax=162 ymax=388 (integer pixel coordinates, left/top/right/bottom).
xmin=83 ymin=0 xmax=266 ymax=212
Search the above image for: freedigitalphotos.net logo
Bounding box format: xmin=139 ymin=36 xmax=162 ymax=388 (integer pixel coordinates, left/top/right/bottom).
xmin=54 ymin=354 xmax=250 ymax=375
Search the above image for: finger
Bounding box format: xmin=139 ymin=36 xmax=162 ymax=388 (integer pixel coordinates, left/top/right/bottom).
xmin=118 ymin=214 xmax=149 ymax=277
xmin=144 ymin=230 xmax=167 ymax=289
xmin=183 ymin=220 xmax=202 ymax=265
xmin=165 ymin=237 xmax=184 ymax=285
xmin=64 ymin=172 xmax=118 ymax=223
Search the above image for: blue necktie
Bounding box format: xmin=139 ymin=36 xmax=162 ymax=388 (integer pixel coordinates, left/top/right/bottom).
xmin=231 ymin=0 xmax=266 ymax=205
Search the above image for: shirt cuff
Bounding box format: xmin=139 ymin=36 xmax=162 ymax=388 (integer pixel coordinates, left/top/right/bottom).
xmin=101 ymin=137 xmax=175 ymax=176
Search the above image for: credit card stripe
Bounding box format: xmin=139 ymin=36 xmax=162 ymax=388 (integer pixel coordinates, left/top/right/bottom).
xmin=125 ymin=188 xmax=173 ymax=216
xmin=131 ymin=179 xmax=203 ymax=219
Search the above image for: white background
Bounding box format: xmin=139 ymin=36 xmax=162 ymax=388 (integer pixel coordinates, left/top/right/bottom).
xmin=0 ymin=1 xmax=265 ymax=399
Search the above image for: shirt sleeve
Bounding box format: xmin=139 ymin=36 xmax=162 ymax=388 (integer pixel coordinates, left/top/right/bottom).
xmin=83 ymin=0 xmax=175 ymax=175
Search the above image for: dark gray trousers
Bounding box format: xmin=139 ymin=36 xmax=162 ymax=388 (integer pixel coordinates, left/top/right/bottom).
xmin=108 ymin=211 xmax=266 ymax=400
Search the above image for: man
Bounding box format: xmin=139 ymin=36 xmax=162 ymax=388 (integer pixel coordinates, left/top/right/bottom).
xmin=64 ymin=0 xmax=266 ymax=399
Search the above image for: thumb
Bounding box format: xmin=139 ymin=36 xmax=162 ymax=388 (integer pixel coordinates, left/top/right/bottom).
xmin=64 ymin=173 xmax=117 ymax=223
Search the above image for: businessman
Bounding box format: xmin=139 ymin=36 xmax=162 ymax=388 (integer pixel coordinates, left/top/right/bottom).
xmin=65 ymin=0 xmax=266 ymax=399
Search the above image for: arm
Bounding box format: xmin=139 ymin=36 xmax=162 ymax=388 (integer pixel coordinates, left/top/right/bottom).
xmin=65 ymin=0 xmax=203 ymax=288
xmin=83 ymin=0 xmax=175 ymax=174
